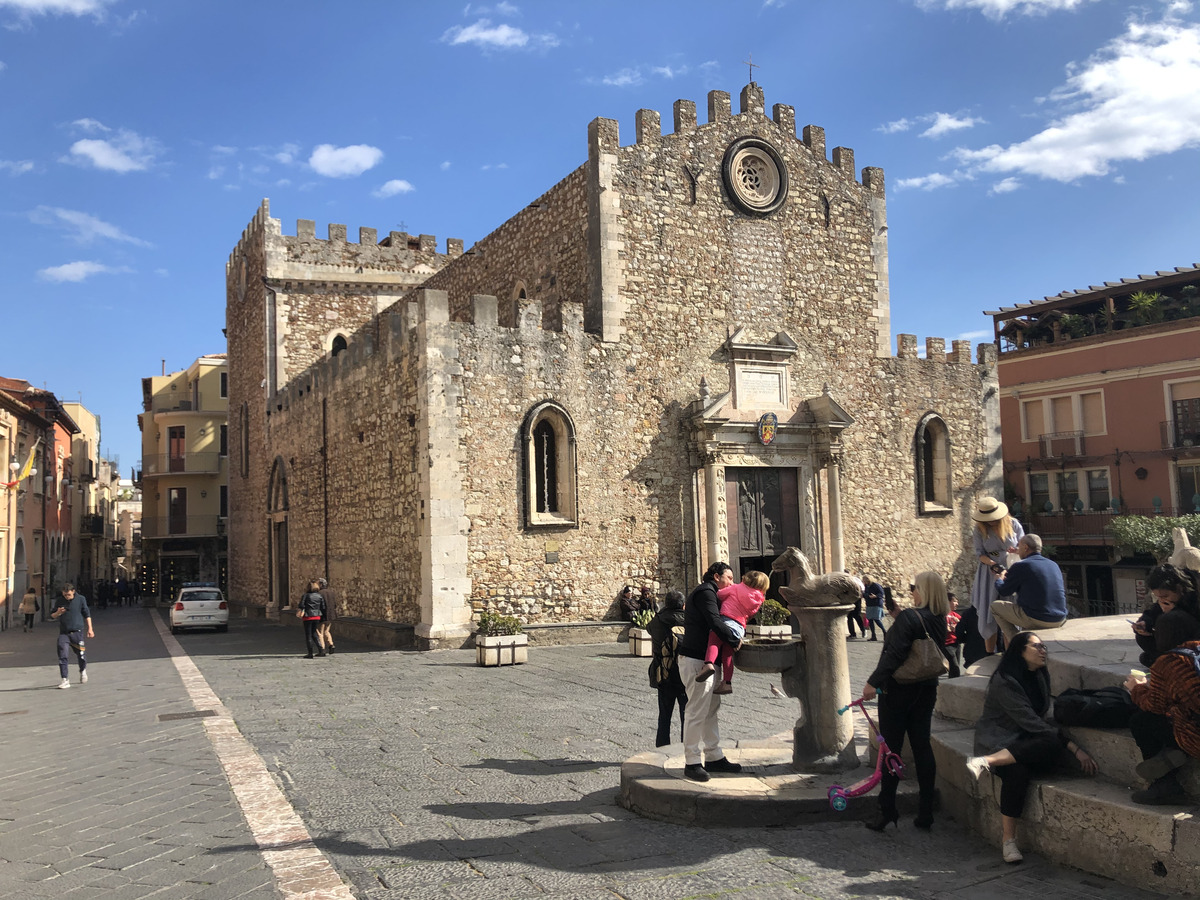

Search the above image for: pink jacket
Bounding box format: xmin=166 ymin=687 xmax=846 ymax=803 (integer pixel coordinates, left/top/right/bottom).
xmin=716 ymin=583 xmax=765 ymax=626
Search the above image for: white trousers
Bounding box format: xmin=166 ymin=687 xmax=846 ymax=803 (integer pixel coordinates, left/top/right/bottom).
xmin=678 ymin=654 xmax=724 ymax=766
xmin=991 ymin=600 xmax=1066 ymax=643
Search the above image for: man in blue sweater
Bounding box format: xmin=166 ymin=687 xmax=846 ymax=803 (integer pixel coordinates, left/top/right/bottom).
xmin=50 ymin=583 xmax=94 ymax=689
xmin=992 ymin=534 xmax=1067 ymax=644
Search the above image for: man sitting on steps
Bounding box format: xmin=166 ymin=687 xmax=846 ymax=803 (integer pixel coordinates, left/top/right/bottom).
xmin=991 ymin=534 xmax=1067 ymax=645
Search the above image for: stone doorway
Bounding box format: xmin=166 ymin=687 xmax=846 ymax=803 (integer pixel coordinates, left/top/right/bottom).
xmin=726 ymin=467 xmax=799 ymax=602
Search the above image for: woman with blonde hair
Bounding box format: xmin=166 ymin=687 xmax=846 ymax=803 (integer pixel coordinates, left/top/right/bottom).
xmin=696 ymin=570 xmax=769 ymax=696
xmin=971 ymin=497 xmax=1024 ymax=655
xmin=861 ymin=570 xmax=958 ymax=832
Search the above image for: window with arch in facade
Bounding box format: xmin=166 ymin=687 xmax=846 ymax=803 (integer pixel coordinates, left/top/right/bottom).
xmin=914 ymin=413 xmax=952 ymax=515
xmin=522 ymin=401 xmax=577 ymax=528
xmin=331 ymin=334 xmax=348 ymax=357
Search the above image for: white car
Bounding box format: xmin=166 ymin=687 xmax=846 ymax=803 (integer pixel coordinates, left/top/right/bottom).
xmin=171 ymin=584 xmax=229 ymax=634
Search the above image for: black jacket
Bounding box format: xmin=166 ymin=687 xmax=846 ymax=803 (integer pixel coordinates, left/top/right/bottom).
xmin=867 ymin=606 xmax=959 ymax=688
xmin=677 ymin=580 xmax=740 ymax=660
xmin=299 ymin=591 xmax=326 ymax=618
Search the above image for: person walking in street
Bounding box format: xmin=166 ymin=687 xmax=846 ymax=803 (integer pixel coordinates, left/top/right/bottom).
xmin=19 ymin=586 xmax=39 ymax=631
xmin=648 ymin=590 xmax=687 ymax=747
xmin=991 ymin=534 xmax=1068 ymax=644
xmin=298 ymin=581 xmax=327 ymax=658
xmin=675 ymin=562 xmax=743 ymax=782
xmin=317 ymin=577 xmax=337 ymax=655
xmin=862 ymin=574 xmax=886 ymax=641
xmin=50 ymin=583 xmax=93 ymax=688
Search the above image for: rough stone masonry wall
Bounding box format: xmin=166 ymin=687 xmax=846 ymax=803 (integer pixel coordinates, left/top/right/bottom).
xmin=259 ymin=312 xmax=424 ymax=623
xmin=418 ymin=167 xmax=589 ymax=329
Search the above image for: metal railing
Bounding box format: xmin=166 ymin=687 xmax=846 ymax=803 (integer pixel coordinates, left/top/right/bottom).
xmin=1161 ymin=419 xmax=1200 ymax=451
xmin=141 ymin=453 xmax=224 ymax=476
xmin=1039 ymin=431 xmax=1085 ymax=458
xmin=81 ymin=514 xmax=104 ymax=536
xmin=140 ymin=515 xmax=224 ymax=539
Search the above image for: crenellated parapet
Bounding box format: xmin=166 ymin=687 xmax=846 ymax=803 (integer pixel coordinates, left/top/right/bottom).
xmin=895 ymin=334 xmax=995 ymax=368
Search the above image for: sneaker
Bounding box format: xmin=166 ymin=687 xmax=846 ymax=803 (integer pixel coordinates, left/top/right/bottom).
xmin=704 ymin=756 xmax=743 ymax=774
xmin=80 ymin=671 xmax=88 ymax=684
xmin=683 ymin=763 xmax=710 ymax=782
xmin=1135 ymin=748 xmax=1189 ymax=783
xmin=713 ymin=681 xmax=733 ymax=695
xmin=1002 ymin=840 xmax=1023 ymax=863
xmin=695 ymin=663 xmax=715 ymax=683
xmin=58 ymin=679 xmax=70 ymax=689
xmin=966 ymin=756 xmax=990 ymax=780
xmin=1131 ymin=772 xmax=1186 ymax=805
xmin=326 ymin=646 xmax=335 ymax=655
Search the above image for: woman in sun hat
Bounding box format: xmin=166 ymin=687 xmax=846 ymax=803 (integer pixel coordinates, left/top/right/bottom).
xmin=970 ymin=496 xmax=1024 ymax=656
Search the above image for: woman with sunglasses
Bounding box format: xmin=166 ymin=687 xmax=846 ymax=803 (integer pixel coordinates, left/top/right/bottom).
xmin=860 ymin=571 xmax=958 ymax=832
xmin=965 ymin=632 xmax=1097 ymax=863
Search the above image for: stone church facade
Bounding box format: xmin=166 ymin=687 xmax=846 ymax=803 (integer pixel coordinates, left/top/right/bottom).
xmin=225 ymin=83 xmax=1001 ymax=649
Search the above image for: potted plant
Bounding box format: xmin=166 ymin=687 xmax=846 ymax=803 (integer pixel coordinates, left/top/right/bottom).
xmin=746 ymin=598 xmax=792 ymax=641
xmin=628 ymin=608 xmax=654 ymax=656
xmin=475 ymin=610 xmax=527 ymax=667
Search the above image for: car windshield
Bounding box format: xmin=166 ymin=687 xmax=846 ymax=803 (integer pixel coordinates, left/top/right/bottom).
xmin=182 ymin=591 xmax=221 ymax=602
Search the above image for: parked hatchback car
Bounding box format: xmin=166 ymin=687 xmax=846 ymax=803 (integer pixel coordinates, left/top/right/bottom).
xmin=171 ymin=583 xmax=229 ymax=634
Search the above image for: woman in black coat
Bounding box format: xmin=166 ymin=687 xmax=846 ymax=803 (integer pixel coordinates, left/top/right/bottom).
xmin=648 ymin=591 xmax=687 ymax=747
xmin=860 ymin=570 xmax=959 ymax=832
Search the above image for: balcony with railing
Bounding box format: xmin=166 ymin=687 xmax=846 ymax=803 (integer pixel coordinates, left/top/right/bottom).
xmin=141 ymin=515 xmax=225 ymax=540
xmin=141 ymin=452 xmax=223 ymax=477
xmin=80 ymin=513 xmax=104 ymax=537
xmin=150 ymin=391 xmax=195 ymax=413
xmin=1038 ymin=431 xmax=1086 ymax=459
xmin=1161 ymin=419 xmax=1200 ymax=452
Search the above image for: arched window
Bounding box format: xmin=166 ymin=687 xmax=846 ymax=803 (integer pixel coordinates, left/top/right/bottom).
xmin=513 ymin=281 xmax=529 ymax=301
xmin=331 ymin=334 xmax=348 ymax=357
xmin=914 ymin=413 xmax=952 ymax=515
xmin=522 ymin=401 xmax=577 ymax=528
xmin=269 ymin=457 xmax=289 ymax=512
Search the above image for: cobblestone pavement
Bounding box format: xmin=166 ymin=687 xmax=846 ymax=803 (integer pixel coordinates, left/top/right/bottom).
xmin=0 ymin=608 xmax=1171 ymax=900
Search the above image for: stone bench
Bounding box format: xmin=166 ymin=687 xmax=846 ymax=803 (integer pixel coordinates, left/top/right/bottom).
xmin=929 ymin=615 xmax=1199 ymax=894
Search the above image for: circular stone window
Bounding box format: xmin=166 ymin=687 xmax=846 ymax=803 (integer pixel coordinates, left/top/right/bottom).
xmin=722 ymin=136 xmax=788 ymax=215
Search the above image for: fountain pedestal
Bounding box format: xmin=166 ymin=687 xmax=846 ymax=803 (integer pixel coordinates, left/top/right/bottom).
xmin=789 ymin=603 xmax=856 ymax=771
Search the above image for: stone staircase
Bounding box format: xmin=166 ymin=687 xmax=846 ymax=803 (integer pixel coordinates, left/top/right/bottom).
xmin=931 ymin=615 xmax=1199 ymax=895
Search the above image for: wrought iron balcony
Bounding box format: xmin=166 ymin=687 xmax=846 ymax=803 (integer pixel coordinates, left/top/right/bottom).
xmin=140 ymin=515 xmax=224 ymax=539
xmin=1161 ymin=419 xmax=1200 ymax=451
xmin=140 ymin=453 xmax=223 ymax=476
xmin=1038 ymin=431 xmax=1085 ymax=459
xmin=80 ymin=514 xmax=104 ymax=536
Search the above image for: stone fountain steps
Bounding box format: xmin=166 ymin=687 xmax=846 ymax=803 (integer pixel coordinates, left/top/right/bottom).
xmin=929 ymin=615 xmax=1200 ymax=894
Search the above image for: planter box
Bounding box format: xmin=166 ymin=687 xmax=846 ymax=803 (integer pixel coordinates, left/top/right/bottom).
xmin=475 ymin=633 xmax=528 ymax=667
xmin=746 ymin=624 xmax=791 ymax=641
xmin=628 ymin=628 xmax=653 ymax=656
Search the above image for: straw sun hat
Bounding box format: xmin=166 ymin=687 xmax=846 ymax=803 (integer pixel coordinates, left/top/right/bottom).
xmin=972 ymin=496 xmax=1009 ymax=523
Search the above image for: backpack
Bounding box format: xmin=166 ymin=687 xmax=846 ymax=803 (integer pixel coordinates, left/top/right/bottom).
xmin=1052 ymin=686 xmax=1137 ymax=728
xmin=648 ymin=624 xmax=685 ymax=688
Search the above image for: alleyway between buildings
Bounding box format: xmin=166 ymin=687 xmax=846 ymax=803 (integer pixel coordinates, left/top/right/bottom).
xmin=0 ymin=608 xmax=1170 ymax=900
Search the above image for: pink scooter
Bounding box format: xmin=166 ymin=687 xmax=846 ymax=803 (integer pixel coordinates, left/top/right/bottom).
xmin=827 ymin=697 xmax=905 ymax=811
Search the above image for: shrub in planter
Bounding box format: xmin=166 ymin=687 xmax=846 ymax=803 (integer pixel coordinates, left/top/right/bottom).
xmin=475 ymin=611 xmax=527 ymax=666
xmin=747 ymin=598 xmax=792 ymax=640
xmin=629 ymin=608 xmax=654 ymax=657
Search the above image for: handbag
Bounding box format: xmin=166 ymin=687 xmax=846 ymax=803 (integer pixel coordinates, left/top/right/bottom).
xmin=892 ymin=610 xmax=950 ymax=683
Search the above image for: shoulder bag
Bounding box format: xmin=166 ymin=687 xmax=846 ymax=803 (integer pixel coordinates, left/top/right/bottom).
xmin=892 ymin=610 xmax=950 ymax=683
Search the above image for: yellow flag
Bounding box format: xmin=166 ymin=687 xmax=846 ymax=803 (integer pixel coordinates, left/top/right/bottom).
xmin=15 ymin=441 xmax=39 ymax=483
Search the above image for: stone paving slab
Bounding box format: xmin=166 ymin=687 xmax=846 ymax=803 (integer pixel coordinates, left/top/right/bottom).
xmin=177 ymin=618 xmax=1176 ymax=899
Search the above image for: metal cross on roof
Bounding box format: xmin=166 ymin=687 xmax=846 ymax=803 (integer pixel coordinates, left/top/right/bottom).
xmin=743 ymin=54 xmax=760 ymax=83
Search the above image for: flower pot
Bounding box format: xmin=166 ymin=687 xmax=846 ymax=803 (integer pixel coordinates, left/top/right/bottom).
xmin=475 ymin=632 xmax=528 ymax=667
xmin=745 ymin=624 xmax=791 ymax=641
xmin=628 ymin=627 xmax=653 ymax=656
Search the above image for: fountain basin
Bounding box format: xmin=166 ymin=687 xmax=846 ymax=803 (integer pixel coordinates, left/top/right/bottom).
xmin=734 ymin=637 xmax=803 ymax=674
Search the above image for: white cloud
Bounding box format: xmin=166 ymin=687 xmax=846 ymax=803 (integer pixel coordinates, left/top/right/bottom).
xmin=440 ymin=160 xmax=451 ymax=171
xmin=30 ymin=205 xmax=151 ymax=246
xmin=480 ymin=162 xmax=509 ymax=171
xmin=37 ymin=260 xmax=131 ymax=282
xmin=602 ymin=67 xmax=642 ymax=87
xmin=308 ymin=143 xmax=383 ymax=178
xmin=651 ymin=65 xmax=685 ymax=79
xmin=989 ymin=177 xmax=1023 ymax=194
xmin=274 ymin=143 xmax=301 ymax=165
xmin=878 ymin=117 xmax=914 ymax=134
xmin=211 ymin=144 xmax=237 ymax=155
xmin=372 ymin=178 xmax=415 ymax=198
xmin=921 ymin=112 xmax=986 ymax=138
xmin=917 ymin=0 xmax=1099 ymax=20
xmin=207 ymin=166 xmax=224 ymax=180
xmin=64 ymin=122 xmax=160 ymax=173
xmin=442 ymin=18 xmax=558 ymax=50
xmin=951 ymin=14 xmax=1200 ymax=182
xmin=956 ymin=329 xmax=993 ymax=341
xmin=0 ymin=159 xmax=34 ymax=174
xmin=895 ymin=172 xmax=958 ymax=191
xmin=0 ymin=61 xmax=6 ymax=72
xmin=0 ymin=0 xmax=116 ymax=16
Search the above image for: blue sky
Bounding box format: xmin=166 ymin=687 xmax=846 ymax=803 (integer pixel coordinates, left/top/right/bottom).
xmin=3 ymin=0 xmax=1199 ymax=470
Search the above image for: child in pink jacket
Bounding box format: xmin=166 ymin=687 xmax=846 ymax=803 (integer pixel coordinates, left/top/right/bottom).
xmin=696 ymin=570 xmax=769 ymax=695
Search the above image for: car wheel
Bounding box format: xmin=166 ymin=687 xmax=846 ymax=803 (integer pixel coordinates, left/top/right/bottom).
xmin=216 ymin=624 xmax=228 ymax=633
xmin=171 ymin=625 xmax=180 ymax=634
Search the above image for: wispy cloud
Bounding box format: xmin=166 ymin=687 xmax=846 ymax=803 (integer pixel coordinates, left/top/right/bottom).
xmin=372 ymin=178 xmax=415 ymax=198
xmin=63 ymin=119 xmax=161 ymax=173
xmin=37 ymin=260 xmax=132 ymax=282
xmin=0 ymin=0 xmax=118 ymax=17
xmin=0 ymin=159 xmax=34 ymax=174
xmin=917 ymin=0 xmax=1100 ymax=20
xmin=442 ymin=17 xmax=558 ymax=51
xmin=602 ymin=67 xmax=643 ymax=87
xmin=956 ymin=329 xmax=993 ymax=341
xmin=895 ymin=172 xmax=958 ymax=191
xmin=988 ymin=177 xmax=1022 ymax=195
xmin=596 ymin=60 xmax=700 ymax=88
xmin=922 ymin=112 xmax=986 ymax=138
xmin=30 ymin=206 xmax=151 ymax=246
xmin=951 ymin=12 xmax=1200 ymax=182
xmin=440 ymin=160 xmax=451 ymax=171
xmin=480 ymin=162 xmax=509 ymax=171
xmin=308 ymin=143 xmax=383 ymax=178
xmin=878 ymin=117 xmax=914 ymax=134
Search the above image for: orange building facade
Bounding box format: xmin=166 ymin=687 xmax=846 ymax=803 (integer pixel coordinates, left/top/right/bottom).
xmin=989 ymin=266 xmax=1200 ymax=616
